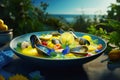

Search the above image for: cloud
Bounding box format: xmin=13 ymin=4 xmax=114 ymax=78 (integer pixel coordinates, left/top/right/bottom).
xmin=49 ymin=8 xmax=108 ymax=15
xmin=73 ymin=8 xmax=108 ymax=15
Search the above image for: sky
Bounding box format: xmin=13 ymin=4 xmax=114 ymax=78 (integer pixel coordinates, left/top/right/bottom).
xmin=33 ymin=0 xmax=116 ymax=15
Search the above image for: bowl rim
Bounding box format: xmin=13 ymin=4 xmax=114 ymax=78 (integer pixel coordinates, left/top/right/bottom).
xmin=0 ymin=29 xmax=13 ymax=34
xmin=0 ymin=32 xmax=13 ymax=35
xmin=10 ymin=31 xmax=107 ymax=61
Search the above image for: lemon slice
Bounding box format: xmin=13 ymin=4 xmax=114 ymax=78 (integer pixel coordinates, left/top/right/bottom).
xmin=82 ymin=35 xmax=92 ymax=41
xmin=40 ymin=34 xmax=52 ymax=40
xmin=60 ymin=32 xmax=75 ymax=45
xmin=22 ymin=46 xmax=38 ymax=56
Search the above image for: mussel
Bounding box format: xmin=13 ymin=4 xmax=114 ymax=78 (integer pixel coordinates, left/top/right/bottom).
xmin=70 ymin=45 xmax=88 ymax=56
xmin=30 ymin=35 xmax=42 ymax=48
xmin=79 ymin=38 xmax=90 ymax=45
xmin=69 ymin=31 xmax=90 ymax=45
xmin=30 ymin=35 xmax=55 ymax=56
xmin=52 ymin=38 xmax=61 ymax=44
xmin=50 ymin=28 xmax=64 ymax=36
xmin=58 ymin=28 xmax=64 ymax=34
xmin=51 ymin=32 xmax=61 ymax=36
xmin=69 ymin=31 xmax=78 ymax=39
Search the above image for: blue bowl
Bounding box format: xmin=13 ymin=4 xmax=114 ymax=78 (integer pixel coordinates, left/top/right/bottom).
xmin=0 ymin=29 xmax=13 ymax=46
xmin=10 ymin=31 xmax=107 ymax=68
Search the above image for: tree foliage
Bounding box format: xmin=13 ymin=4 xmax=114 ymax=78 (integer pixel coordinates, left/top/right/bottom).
xmin=107 ymin=3 xmax=120 ymax=21
xmin=71 ymin=15 xmax=92 ymax=32
xmin=100 ymin=1 xmax=120 ymax=48
xmin=87 ymin=0 xmax=120 ymax=48
xmin=0 ymin=0 xmax=45 ymax=36
xmin=0 ymin=0 xmax=65 ymax=36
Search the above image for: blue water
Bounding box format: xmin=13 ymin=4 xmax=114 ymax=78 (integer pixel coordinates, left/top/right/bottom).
xmin=51 ymin=14 xmax=77 ymax=22
xmin=50 ymin=14 xmax=105 ymax=23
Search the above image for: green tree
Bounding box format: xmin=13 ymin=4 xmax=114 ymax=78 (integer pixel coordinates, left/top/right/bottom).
xmin=0 ymin=0 xmax=70 ymax=36
xmin=0 ymin=0 xmax=46 ymax=36
xmin=87 ymin=0 xmax=120 ymax=49
xmin=72 ymin=15 xmax=91 ymax=32
xmin=107 ymin=3 xmax=120 ymax=21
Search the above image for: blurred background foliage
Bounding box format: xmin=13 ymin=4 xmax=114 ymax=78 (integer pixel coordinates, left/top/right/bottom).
xmin=0 ymin=0 xmax=44 ymax=36
xmin=0 ymin=0 xmax=66 ymax=36
xmin=87 ymin=0 xmax=120 ymax=49
xmin=0 ymin=0 xmax=120 ymax=48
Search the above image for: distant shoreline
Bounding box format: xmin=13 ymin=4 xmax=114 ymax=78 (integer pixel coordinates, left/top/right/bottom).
xmin=50 ymin=14 xmax=107 ymax=16
xmin=49 ymin=14 xmax=107 ymax=22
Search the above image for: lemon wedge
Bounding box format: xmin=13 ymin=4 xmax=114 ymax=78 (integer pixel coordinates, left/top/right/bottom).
xmin=22 ymin=46 xmax=38 ymax=56
xmin=82 ymin=35 xmax=92 ymax=41
xmin=60 ymin=32 xmax=75 ymax=45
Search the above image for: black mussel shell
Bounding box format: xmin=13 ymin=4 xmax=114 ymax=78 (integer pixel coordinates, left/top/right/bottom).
xmin=70 ymin=45 xmax=88 ymax=54
xmin=35 ymin=44 xmax=54 ymax=56
xmin=30 ymin=35 xmax=41 ymax=48
xmin=79 ymin=38 xmax=90 ymax=45
xmin=30 ymin=35 xmax=55 ymax=56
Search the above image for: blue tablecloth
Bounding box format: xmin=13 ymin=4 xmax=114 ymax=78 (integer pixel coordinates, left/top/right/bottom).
xmin=0 ymin=50 xmax=14 ymax=69
xmin=0 ymin=47 xmax=44 ymax=80
xmin=1 ymin=45 xmax=120 ymax=80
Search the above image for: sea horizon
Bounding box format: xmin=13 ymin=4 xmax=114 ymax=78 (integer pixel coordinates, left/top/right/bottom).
xmin=49 ymin=14 xmax=106 ymax=22
xmin=49 ymin=13 xmax=106 ymax=15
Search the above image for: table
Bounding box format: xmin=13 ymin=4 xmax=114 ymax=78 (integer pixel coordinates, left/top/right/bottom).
xmin=1 ymin=44 xmax=120 ymax=80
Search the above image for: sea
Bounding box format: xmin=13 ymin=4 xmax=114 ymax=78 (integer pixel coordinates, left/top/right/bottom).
xmin=50 ymin=14 xmax=106 ymax=23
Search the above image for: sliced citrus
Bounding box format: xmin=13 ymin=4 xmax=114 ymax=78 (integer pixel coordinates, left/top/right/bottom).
xmin=82 ymin=35 xmax=92 ymax=41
